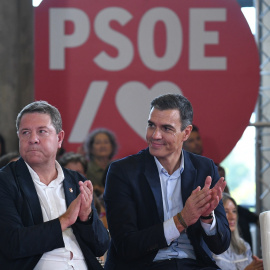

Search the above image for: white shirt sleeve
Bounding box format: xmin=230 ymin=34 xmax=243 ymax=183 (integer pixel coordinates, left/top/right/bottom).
xmin=163 ymin=217 xmax=180 ymax=245
xmin=163 ymin=212 xmax=217 ymax=245
xmin=200 ymin=212 xmax=217 ymax=235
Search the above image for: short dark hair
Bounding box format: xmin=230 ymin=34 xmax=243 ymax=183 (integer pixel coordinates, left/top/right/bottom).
xmin=58 ymin=152 xmax=88 ymax=174
xmin=84 ymin=128 xmax=118 ymax=160
xmin=150 ymin=94 xmax=193 ymax=131
xmin=16 ymin=101 xmax=62 ymax=133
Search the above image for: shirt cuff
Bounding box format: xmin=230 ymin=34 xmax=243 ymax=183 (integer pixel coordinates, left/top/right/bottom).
xmin=200 ymin=212 xmax=217 ymax=235
xmin=163 ymin=217 xmax=180 ymax=245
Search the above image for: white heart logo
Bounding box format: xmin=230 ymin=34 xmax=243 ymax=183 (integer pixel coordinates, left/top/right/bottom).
xmin=116 ymin=81 xmax=182 ymax=140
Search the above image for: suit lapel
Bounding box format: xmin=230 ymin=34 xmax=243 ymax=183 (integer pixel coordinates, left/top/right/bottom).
xmin=15 ymin=158 xmax=44 ymax=224
xmin=15 ymin=160 xmax=78 ymax=224
xmin=62 ymin=170 xmax=78 ymax=207
xmin=181 ymin=151 xmax=197 ymax=205
xmin=144 ymin=149 xmax=164 ymax=221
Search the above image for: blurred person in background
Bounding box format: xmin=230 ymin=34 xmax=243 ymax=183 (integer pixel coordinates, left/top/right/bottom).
xmin=183 ymin=125 xmax=203 ymax=155
xmin=84 ymin=128 xmax=118 ymax=197
xmin=58 ymin=152 xmax=88 ymax=177
xmin=212 ymin=193 xmax=263 ymax=270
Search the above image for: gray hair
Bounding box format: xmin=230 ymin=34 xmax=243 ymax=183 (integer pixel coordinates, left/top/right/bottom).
xmin=150 ymin=94 xmax=193 ymax=131
xmin=16 ymin=101 xmax=62 ymax=133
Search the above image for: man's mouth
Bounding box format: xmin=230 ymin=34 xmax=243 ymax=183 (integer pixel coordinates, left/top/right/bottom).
xmin=150 ymin=141 xmax=164 ymax=147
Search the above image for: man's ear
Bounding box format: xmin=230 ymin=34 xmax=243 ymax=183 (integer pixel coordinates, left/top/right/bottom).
xmin=57 ymin=130 xmax=65 ymax=147
xmin=183 ymin=125 xmax=193 ymax=141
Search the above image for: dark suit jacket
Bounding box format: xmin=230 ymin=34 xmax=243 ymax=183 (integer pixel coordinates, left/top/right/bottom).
xmin=0 ymin=158 xmax=110 ymax=270
xmin=103 ymin=148 xmax=230 ymax=270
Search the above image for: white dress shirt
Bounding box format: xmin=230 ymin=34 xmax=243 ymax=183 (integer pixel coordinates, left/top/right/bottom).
xmin=25 ymin=161 xmax=88 ymax=270
xmin=153 ymin=153 xmax=217 ymax=261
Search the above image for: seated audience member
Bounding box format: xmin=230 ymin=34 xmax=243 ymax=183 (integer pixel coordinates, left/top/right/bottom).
xmin=59 ymin=152 xmax=108 ymax=229
xmin=183 ymin=124 xmax=203 ymax=155
xmin=0 ymin=152 xmax=20 ymax=168
xmin=84 ymin=128 xmax=118 ymax=196
xmin=216 ymin=164 xmax=225 ymax=179
xmin=0 ymin=101 xmax=109 ymax=270
xmin=0 ymin=133 xmax=6 ymax=157
xmin=104 ymin=94 xmax=230 ymax=270
xmin=216 ymin=163 xmax=259 ymax=248
xmin=213 ymin=193 xmax=263 ymax=270
xmin=58 ymin=152 xmax=88 ymax=177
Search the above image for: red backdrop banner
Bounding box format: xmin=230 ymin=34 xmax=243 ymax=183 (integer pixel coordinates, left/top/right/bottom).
xmin=35 ymin=0 xmax=260 ymax=163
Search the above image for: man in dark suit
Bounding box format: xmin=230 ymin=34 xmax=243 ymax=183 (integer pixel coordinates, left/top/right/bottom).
xmin=0 ymin=101 xmax=109 ymax=270
xmin=104 ymin=94 xmax=230 ymax=270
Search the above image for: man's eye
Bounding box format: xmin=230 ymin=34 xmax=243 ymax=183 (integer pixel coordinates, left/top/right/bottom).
xmin=39 ymin=130 xmax=48 ymax=136
xmin=163 ymin=127 xmax=172 ymax=132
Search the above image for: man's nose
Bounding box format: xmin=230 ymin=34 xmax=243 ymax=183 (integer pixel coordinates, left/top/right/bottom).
xmin=29 ymin=131 xmax=39 ymax=143
xmin=152 ymin=128 xmax=162 ymax=139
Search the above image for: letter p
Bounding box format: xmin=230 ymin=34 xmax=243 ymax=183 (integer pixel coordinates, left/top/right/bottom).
xmin=49 ymin=8 xmax=90 ymax=70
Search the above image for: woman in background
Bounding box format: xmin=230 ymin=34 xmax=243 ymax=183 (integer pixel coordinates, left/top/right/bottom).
xmin=213 ymin=193 xmax=263 ymax=270
xmin=84 ymin=128 xmax=118 ymax=196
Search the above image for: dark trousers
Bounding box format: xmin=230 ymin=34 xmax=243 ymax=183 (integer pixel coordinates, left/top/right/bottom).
xmin=149 ymin=258 xmax=220 ymax=270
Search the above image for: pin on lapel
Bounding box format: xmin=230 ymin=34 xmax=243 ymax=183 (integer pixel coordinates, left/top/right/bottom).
xmin=69 ymin=188 xmax=73 ymax=193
